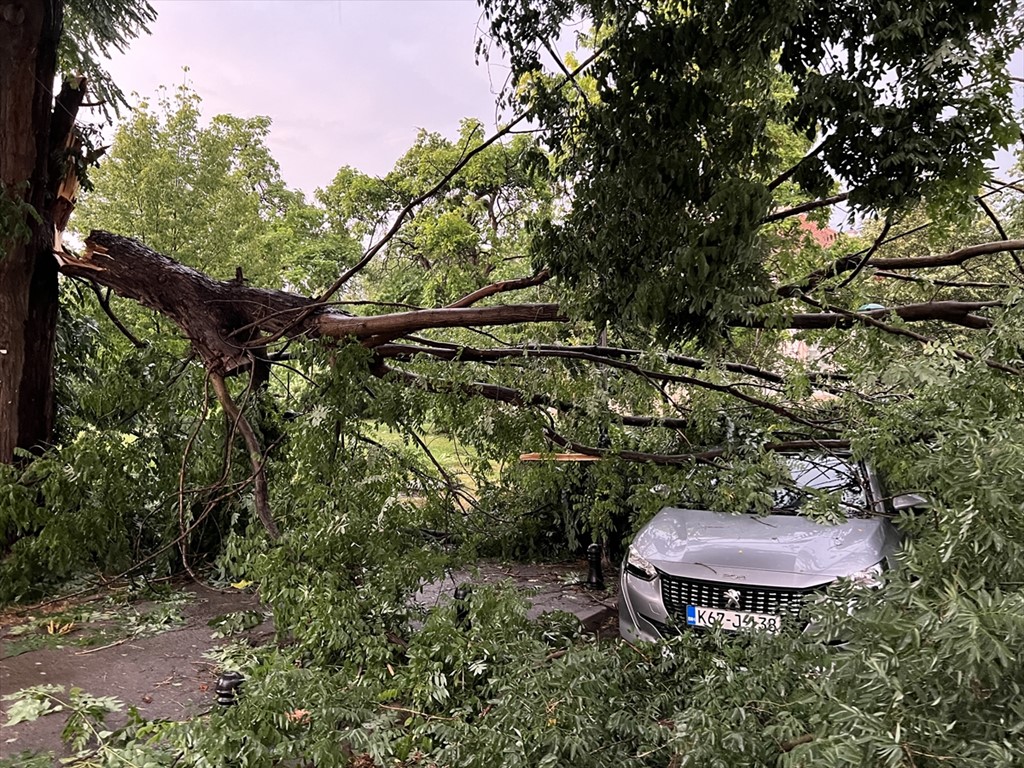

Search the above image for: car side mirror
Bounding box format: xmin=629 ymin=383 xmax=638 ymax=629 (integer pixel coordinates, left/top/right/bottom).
xmin=892 ymin=493 xmax=929 ymax=512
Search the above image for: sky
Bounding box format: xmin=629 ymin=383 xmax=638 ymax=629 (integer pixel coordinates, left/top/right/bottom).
xmin=100 ymin=1 xmax=1022 ymax=212
xmin=103 ymin=0 xmax=516 ymax=195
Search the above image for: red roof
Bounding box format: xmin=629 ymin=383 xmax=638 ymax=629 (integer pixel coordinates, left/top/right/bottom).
xmin=798 ymin=216 xmax=838 ymax=248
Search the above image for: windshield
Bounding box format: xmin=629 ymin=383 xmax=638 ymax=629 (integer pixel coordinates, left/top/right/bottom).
xmin=771 ymin=454 xmax=869 ymax=516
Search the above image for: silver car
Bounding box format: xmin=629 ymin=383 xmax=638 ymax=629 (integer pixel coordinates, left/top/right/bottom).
xmin=619 ymin=453 xmax=913 ymax=641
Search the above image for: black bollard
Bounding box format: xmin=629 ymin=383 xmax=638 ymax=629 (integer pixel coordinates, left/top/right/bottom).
xmin=585 ymin=543 xmax=605 ymax=590
xmin=453 ymin=585 xmax=472 ymax=629
xmin=215 ymin=670 xmax=244 ymax=707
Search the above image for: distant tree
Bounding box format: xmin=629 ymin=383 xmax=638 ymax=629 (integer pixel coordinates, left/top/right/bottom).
xmin=74 ymin=83 xmax=358 ymax=291
xmin=317 ymin=119 xmax=552 ymax=307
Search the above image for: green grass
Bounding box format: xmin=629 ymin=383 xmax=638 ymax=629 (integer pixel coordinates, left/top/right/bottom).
xmin=363 ymin=424 xmax=503 ymax=493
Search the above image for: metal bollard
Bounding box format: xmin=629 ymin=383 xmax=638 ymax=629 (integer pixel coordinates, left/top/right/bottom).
xmin=453 ymin=585 xmax=472 ymax=629
xmin=215 ymin=670 xmax=244 ymax=707
xmin=585 ymin=543 xmax=605 ymax=590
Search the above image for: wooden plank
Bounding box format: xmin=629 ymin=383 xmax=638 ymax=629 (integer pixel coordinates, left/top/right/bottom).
xmin=518 ymin=452 xmax=601 ymax=462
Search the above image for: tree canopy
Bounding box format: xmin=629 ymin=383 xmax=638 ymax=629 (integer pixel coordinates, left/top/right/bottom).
xmin=481 ymin=0 xmax=1023 ymax=338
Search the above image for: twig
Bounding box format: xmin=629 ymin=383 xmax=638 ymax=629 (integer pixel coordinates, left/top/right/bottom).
xmin=86 ymin=283 xmax=146 ymax=348
xmin=542 ymin=39 xmax=589 ymax=104
xmin=762 ymin=192 xmax=850 ymax=224
xmin=833 ymin=213 xmax=891 ymax=290
xmin=766 ymin=143 xmax=824 ymax=192
xmin=75 ymin=638 xmax=128 ymax=655
xmin=255 ymin=49 xmax=604 ymax=348
xmin=975 ymin=195 xmax=1024 ymax=280
xmin=872 ymin=272 xmax=1010 ymax=290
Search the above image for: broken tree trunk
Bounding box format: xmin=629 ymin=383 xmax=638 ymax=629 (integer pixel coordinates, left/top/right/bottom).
xmin=0 ymin=0 xmax=64 ymax=463
xmin=59 ymin=231 xmax=565 ymax=375
xmin=55 ymin=231 xmax=565 ymax=539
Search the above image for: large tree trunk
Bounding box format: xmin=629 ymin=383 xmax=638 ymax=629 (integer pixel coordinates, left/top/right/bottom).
xmin=0 ymin=0 xmax=63 ymax=463
xmin=60 ymin=231 xmax=565 ymax=372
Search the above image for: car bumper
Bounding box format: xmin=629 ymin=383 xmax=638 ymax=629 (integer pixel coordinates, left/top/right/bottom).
xmin=618 ymin=569 xmax=673 ymax=643
xmin=618 ymin=568 xmax=833 ymax=642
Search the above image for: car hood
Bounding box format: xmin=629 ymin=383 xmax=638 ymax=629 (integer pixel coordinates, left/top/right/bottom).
xmin=632 ymin=507 xmax=899 ymax=585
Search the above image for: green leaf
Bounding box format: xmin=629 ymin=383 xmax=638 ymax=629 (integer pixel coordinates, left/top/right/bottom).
xmin=3 ymin=695 xmax=63 ymax=726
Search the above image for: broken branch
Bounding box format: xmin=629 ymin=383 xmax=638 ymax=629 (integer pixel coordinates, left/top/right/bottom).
xmin=210 ymin=373 xmax=280 ymax=539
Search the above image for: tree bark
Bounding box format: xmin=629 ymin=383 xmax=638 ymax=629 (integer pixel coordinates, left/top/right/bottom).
xmin=59 ymin=232 xmax=564 ymax=373
xmin=0 ymin=0 xmax=63 ymax=463
xmin=60 ymin=231 xmax=1008 ymax=384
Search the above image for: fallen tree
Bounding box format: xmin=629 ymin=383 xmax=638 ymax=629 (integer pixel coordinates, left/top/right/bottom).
xmin=63 ymin=231 xmax=1023 ymax=367
xmin=3 ymin=3 xmax=1024 ymax=767
xmin=47 ymin=223 xmax=1024 ymax=538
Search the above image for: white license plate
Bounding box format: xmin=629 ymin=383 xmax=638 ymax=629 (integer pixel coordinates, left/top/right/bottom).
xmin=685 ymin=605 xmax=780 ymax=632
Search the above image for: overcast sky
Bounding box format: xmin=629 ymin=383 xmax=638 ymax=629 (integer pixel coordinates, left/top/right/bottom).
xmin=103 ymin=0 xmax=515 ymax=195
xmin=101 ymin=1 xmax=1022 ymax=210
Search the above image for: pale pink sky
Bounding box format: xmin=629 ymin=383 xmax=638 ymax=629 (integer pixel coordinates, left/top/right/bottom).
xmin=103 ymin=0 xmax=516 ymax=194
xmin=100 ymin=1 xmax=1022 ymax=206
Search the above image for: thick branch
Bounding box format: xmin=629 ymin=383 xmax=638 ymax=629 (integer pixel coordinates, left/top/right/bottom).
xmin=782 ymin=239 xmax=1024 ymax=297
xmin=868 ymin=240 xmax=1024 ymax=270
xmin=58 ymin=232 xmax=566 ymax=373
xmin=359 ymin=271 xmax=552 ymax=349
xmin=61 ymin=231 xmax=317 ymax=373
xmin=319 ymin=303 xmax=565 ymax=339
xmin=776 ymin=301 xmax=999 ymax=330
xmin=210 ymin=373 xmax=279 ymax=539
xmin=446 ymin=269 xmax=551 ymax=308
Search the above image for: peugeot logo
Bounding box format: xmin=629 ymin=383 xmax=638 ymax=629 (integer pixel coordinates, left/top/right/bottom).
xmin=724 ymin=589 xmax=742 ymax=610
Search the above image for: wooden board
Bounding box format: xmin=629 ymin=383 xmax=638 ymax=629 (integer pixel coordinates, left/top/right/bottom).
xmin=518 ymin=452 xmax=601 ymax=462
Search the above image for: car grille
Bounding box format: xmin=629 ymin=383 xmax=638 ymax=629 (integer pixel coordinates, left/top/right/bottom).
xmin=659 ymin=573 xmax=823 ymax=620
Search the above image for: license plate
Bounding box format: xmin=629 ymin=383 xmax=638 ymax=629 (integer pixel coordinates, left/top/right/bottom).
xmin=685 ymin=605 xmax=780 ymax=632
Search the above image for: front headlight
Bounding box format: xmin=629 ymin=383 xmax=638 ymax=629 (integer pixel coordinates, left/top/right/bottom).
xmin=625 ymin=547 xmax=657 ymax=581
xmin=848 ymin=562 xmax=885 ymax=589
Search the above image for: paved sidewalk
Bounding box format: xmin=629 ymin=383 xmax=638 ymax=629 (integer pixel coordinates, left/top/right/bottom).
xmin=415 ymin=559 xmax=618 ymax=632
xmin=1 ymin=562 xmax=618 ymax=763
